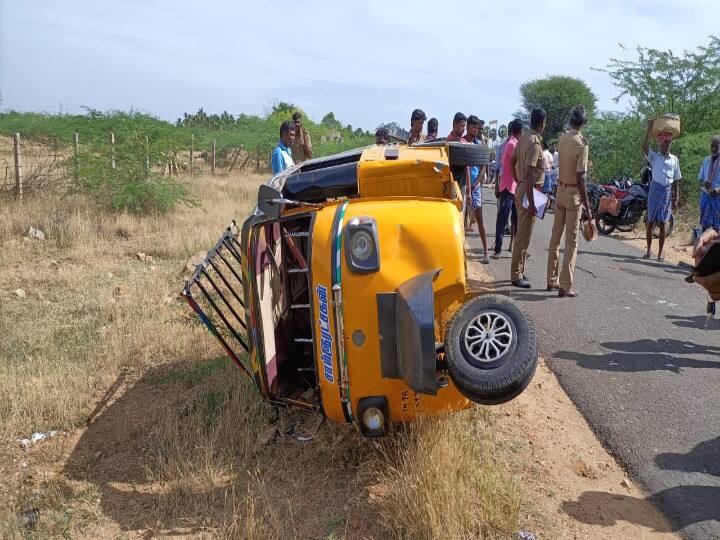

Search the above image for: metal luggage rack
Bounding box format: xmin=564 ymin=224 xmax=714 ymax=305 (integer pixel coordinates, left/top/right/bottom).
xmin=181 ymin=223 xmax=252 ymax=378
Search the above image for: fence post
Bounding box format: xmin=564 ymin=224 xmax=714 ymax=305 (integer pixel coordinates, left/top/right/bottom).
xmin=190 ymin=133 xmax=194 ymax=176
xmin=228 ymin=145 xmax=241 ymax=172
xmin=255 ymin=143 xmax=261 ymax=172
xmin=145 ymin=136 xmax=149 ymax=172
xmin=73 ymin=132 xmax=79 ymax=182
xmin=211 ymin=139 xmax=216 ymax=176
xmin=13 ymin=133 xmax=22 ymax=201
xmin=110 ymin=132 xmax=116 ymax=169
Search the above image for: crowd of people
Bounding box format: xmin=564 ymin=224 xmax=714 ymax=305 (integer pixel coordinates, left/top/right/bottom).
xmin=270 ymin=107 xmax=720 ymax=298
xmin=389 ymin=107 xmax=720 ymax=296
xmin=388 ymin=106 xmax=592 ymax=296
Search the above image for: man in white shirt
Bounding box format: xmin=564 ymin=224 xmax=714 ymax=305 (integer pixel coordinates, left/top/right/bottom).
xmin=641 ymin=121 xmax=682 ymax=261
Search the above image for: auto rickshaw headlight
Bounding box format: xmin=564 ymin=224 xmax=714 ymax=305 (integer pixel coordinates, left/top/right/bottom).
xmin=349 ymin=230 xmax=373 ymax=261
xmin=345 ymin=217 xmax=379 ymax=273
xmin=362 ymin=407 xmax=384 ymax=431
xmin=357 ymin=396 xmax=389 ymax=437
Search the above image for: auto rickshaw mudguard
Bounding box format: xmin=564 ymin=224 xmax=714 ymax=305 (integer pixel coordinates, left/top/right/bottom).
xmin=377 ymin=269 xmax=441 ymax=395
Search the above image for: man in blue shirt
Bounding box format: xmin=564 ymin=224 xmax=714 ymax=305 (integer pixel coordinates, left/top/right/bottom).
xmin=464 ymin=115 xmax=489 ymax=263
xmin=699 ymin=135 xmax=720 ymax=231
xmin=271 ymin=121 xmax=295 ymax=175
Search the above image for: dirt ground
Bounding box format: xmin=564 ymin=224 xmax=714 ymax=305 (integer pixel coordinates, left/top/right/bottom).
xmin=468 ymin=263 xmax=678 ymax=539
xmin=0 ymin=174 xmax=683 ymax=538
xmin=602 ymin=223 xmax=696 ymax=268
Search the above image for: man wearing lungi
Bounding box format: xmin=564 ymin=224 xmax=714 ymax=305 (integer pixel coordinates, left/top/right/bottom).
xmin=699 ymin=135 xmax=720 ymax=232
xmin=642 ymin=120 xmax=682 ymax=261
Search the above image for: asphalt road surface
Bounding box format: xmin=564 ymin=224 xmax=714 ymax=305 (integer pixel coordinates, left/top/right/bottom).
xmin=468 ymin=188 xmax=720 ymax=539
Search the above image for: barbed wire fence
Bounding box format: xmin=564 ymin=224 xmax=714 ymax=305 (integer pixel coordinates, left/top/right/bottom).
xmin=0 ymin=134 xmax=67 ymax=198
xmin=0 ymin=132 xmax=274 ymax=201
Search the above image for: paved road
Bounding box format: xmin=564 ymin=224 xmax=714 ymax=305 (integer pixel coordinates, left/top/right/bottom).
xmin=468 ymin=188 xmax=720 ymax=539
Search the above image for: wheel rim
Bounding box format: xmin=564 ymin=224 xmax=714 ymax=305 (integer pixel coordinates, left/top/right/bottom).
xmin=463 ymin=310 xmax=514 ymax=363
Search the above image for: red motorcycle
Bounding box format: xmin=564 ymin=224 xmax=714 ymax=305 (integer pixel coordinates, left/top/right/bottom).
xmin=590 ymin=169 xmax=675 ymax=238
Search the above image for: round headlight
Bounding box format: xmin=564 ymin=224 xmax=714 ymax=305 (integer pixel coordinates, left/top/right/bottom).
xmin=349 ymin=230 xmax=374 ymax=262
xmin=362 ymin=406 xmax=385 ymax=431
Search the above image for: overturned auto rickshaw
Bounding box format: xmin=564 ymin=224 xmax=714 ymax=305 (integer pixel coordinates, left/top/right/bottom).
xmin=182 ymin=143 xmax=538 ymax=436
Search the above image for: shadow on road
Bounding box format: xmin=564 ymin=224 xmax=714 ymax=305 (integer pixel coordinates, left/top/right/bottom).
xmin=555 ymin=338 xmax=720 ymax=373
xmin=578 ymin=249 xmax=689 ymax=277
xmin=667 ymin=314 xmax=720 ymax=330
xmin=601 ymin=338 xmax=720 ymax=356
xmin=489 ymin=289 xmax=555 ymax=302
xmin=656 ymin=437 xmax=720 ymax=477
xmin=468 ymin=277 xmax=556 ymax=303
xmin=562 ymin=486 xmax=720 ymax=533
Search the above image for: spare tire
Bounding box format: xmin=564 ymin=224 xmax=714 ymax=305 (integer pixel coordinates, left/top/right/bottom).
xmin=444 ymin=294 xmax=537 ymax=405
xmin=447 ymin=142 xmax=491 ymax=167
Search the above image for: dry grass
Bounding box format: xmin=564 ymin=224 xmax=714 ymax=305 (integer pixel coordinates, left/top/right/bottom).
xmin=0 ymin=172 xmax=258 ymax=438
xmin=372 ymin=410 xmax=522 ymax=540
xmin=0 ymin=170 xmax=526 ymax=539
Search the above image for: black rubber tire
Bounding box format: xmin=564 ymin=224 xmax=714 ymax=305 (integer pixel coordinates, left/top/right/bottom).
xmin=447 ymin=142 xmax=491 ymax=167
xmin=616 ymin=223 xmax=636 ymax=233
xmin=444 ymin=294 xmax=538 ymax=405
xmin=596 ymin=215 xmax=616 ymax=235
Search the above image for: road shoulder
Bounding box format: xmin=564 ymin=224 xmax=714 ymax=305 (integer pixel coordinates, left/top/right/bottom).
xmin=468 ymin=261 xmax=678 ymax=539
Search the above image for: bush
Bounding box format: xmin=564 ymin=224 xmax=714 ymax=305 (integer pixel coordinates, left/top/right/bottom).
xmin=585 ymin=113 xmax=645 ymax=182
xmin=70 ymin=131 xmax=197 ymax=214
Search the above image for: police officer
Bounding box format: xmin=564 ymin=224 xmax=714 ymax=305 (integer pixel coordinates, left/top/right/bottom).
xmin=546 ymin=105 xmax=592 ymax=297
xmin=509 ymin=108 xmax=547 ymax=288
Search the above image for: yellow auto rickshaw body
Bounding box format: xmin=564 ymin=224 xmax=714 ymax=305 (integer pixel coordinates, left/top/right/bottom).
xmin=305 ymin=146 xmax=473 ymax=424
xmin=183 ymin=142 xmax=532 ymax=436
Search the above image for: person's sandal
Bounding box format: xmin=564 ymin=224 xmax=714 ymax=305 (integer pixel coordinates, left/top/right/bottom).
xmin=559 ymin=289 xmax=578 ymax=298
xmin=642 ymin=252 xmax=652 ymax=259
xmin=481 ymin=255 xmax=490 ymax=264
xmin=490 ymin=252 xmax=500 ymax=260
xmin=658 ymin=252 xmax=665 ymax=262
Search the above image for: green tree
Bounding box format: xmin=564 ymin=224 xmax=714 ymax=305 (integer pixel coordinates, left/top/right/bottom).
xmin=584 ymin=112 xmax=645 ymax=182
xmin=376 ymin=122 xmax=408 ymax=140
xmin=498 ymin=124 xmax=508 ymax=140
xmin=596 ymin=36 xmax=720 ymax=132
xmin=519 ymin=76 xmax=597 ymax=140
xmin=321 ymin=112 xmax=342 ymax=130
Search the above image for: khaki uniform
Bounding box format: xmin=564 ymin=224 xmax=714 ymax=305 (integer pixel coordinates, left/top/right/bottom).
xmin=511 ymin=129 xmax=545 ymax=281
xmin=546 ymin=129 xmax=589 ymax=291
xmin=290 ymin=126 xmax=312 ymax=163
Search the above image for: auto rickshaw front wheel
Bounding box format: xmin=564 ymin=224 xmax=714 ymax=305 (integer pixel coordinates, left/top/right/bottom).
xmin=444 ymin=294 xmax=538 ymax=405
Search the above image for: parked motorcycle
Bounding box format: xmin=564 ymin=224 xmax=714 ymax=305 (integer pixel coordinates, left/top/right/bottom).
xmin=589 ymin=167 xmax=674 ymax=238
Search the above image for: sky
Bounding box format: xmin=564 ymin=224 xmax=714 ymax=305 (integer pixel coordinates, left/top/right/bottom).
xmin=1 ymin=0 xmax=719 ymax=134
